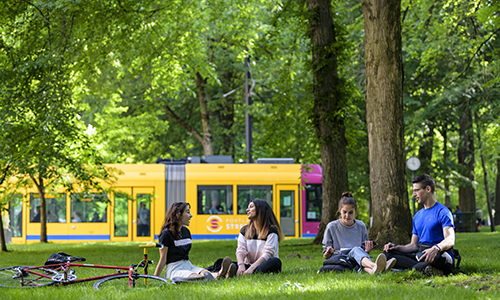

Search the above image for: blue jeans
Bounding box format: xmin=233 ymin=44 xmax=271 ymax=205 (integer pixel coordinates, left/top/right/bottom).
xmin=345 ymin=247 xmax=370 ymax=266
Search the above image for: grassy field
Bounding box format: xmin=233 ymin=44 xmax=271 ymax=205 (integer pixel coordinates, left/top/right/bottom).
xmin=1 ymin=231 xmax=499 ymax=299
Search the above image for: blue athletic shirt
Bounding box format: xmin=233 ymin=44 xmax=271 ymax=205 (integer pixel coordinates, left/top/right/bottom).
xmin=412 ymin=201 xmax=454 ymax=246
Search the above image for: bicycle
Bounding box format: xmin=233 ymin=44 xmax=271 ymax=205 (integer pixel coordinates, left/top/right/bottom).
xmin=0 ymin=242 xmax=171 ymax=290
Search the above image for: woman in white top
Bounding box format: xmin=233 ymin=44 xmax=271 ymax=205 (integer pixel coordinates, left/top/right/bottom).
xmin=236 ymin=199 xmax=284 ymax=275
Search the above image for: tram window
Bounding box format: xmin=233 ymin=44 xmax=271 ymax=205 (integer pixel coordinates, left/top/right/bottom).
xmin=71 ymin=193 xmax=108 ymax=223
xmin=305 ymin=184 xmax=322 ymax=222
xmin=197 ymin=185 xmax=233 ymax=215
xmin=30 ymin=193 xmax=67 ymax=223
xmin=8 ymin=194 xmax=23 ymax=237
xmin=237 ymin=185 xmax=273 ymax=215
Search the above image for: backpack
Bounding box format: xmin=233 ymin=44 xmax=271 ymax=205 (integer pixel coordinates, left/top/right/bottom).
xmin=319 ymin=254 xmax=360 ymax=273
xmin=44 ymin=252 xmax=86 ymax=266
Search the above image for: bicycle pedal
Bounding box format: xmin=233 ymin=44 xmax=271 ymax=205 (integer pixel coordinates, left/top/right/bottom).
xmin=70 ymin=269 xmax=75 ymax=274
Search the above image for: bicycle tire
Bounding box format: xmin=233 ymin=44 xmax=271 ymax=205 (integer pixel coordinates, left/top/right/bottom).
xmin=0 ymin=266 xmax=56 ymax=288
xmin=93 ymin=274 xmax=171 ymax=290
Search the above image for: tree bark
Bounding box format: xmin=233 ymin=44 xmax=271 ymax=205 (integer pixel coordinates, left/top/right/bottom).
xmin=441 ymin=125 xmax=451 ymax=208
xmin=495 ymin=158 xmax=500 ymax=226
xmin=30 ymin=173 xmax=48 ymax=243
xmin=458 ymin=106 xmax=476 ymax=219
xmin=195 ymin=72 xmax=214 ymax=156
xmin=476 ymin=114 xmax=495 ymax=232
xmin=0 ymin=165 xmax=10 ymax=251
xmin=418 ymin=119 xmax=435 ymax=176
xmin=362 ymin=0 xmax=413 ymax=244
xmin=306 ymin=0 xmax=349 ymax=245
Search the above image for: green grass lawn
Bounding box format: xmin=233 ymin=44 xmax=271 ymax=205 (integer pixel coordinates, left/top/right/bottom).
xmin=1 ymin=231 xmax=499 ymax=299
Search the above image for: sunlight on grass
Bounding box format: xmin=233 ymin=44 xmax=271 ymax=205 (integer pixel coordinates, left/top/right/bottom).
xmin=1 ymin=232 xmax=499 ymax=299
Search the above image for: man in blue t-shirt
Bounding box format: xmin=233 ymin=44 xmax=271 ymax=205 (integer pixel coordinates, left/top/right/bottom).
xmin=383 ymin=174 xmax=455 ymax=276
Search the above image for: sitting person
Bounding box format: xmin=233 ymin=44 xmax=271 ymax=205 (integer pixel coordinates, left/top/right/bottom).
xmin=154 ymin=202 xmax=232 ymax=281
xmin=322 ymin=192 xmax=395 ymax=274
xmin=235 ymin=199 xmax=284 ymax=275
xmin=383 ymin=174 xmax=455 ymax=276
xmin=91 ymin=212 xmax=100 ymax=222
xmin=208 ymin=200 xmax=225 ymax=214
xmin=71 ymin=212 xmax=82 ymax=223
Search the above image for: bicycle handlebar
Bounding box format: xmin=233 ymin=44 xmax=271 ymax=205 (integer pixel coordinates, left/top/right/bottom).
xmin=139 ymin=242 xmax=163 ymax=249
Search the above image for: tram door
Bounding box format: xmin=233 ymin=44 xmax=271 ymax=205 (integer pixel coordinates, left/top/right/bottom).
xmin=132 ymin=187 xmax=154 ymax=241
xmin=277 ymin=185 xmax=299 ymax=238
xmin=111 ymin=188 xmax=132 ymax=241
xmin=111 ymin=187 xmax=154 ymax=241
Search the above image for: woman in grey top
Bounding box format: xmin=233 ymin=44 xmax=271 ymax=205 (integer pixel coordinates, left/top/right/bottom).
xmin=322 ymin=192 xmax=396 ymax=274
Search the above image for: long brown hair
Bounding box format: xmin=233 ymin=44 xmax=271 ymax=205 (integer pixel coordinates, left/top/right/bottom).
xmin=160 ymin=202 xmax=190 ymax=239
xmin=244 ymin=199 xmax=284 ymax=243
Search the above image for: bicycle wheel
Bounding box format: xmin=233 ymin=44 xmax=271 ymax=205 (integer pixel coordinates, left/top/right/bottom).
xmin=0 ymin=266 xmax=56 ymax=288
xmin=93 ymin=274 xmax=171 ymax=290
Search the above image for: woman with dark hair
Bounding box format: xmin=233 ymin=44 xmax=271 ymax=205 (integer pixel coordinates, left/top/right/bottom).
xmin=322 ymin=192 xmax=396 ymax=274
xmin=154 ymin=202 xmax=232 ymax=281
xmin=235 ymin=199 xmax=284 ymax=275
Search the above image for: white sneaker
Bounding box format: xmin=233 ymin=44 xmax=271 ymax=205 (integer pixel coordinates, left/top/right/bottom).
xmin=371 ymin=254 xmax=386 ymax=275
xmin=385 ymin=258 xmax=397 ymax=272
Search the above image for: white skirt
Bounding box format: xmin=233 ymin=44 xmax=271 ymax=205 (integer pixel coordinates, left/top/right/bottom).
xmin=165 ymin=260 xmax=204 ymax=279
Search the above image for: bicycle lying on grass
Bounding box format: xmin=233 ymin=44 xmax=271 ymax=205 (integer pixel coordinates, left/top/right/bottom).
xmin=0 ymin=242 xmax=170 ymax=290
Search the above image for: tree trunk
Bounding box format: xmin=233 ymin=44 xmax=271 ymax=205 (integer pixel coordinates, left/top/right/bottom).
xmin=418 ymin=119 xmax=435 ymax=175
xmin=362 ymin=0 xmax=412 ymax=244
xmin=195 ymin=72 xmax=214 ymax=156
xmin=30 ymin=173 xmax=48 ymax=243
xmin=458 ymin=106 xmax=476 ymax=218
xmin=442 ymin=125 xmax=451 ymax=208
xmin=305 ymin=0 xmax=349 ymax=245
xmin=0 ymin=165 xmax=10 ymax=251
xmin=476 ymin=114 xmax=495 ymax=232
xmin=495 ymin=158 xmax=500 ymax=226
xmin=0 ymin=216 xmax=6 ymax=251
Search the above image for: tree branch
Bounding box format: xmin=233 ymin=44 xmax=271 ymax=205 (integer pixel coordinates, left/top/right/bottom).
xmin=452 ymin=27 xmax=500 ymax=83
xmin=162 ymin=104 xmax=204 ymax=144
xmin=20 ymin=0 xmax=52 ymax=26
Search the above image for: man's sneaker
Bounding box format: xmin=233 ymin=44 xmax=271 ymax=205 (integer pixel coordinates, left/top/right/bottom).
xmin=385 ymin=258 xmax=397 ymax=272
xmin=423 ymin=265 xmax=444 ymax=277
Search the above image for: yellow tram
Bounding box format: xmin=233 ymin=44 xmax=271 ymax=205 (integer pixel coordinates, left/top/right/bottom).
xmin=5 ymin=160 xmax=305 ymax=244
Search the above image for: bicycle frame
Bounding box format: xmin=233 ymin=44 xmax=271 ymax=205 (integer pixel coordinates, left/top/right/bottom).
xmin=12 ymin=242 xmax=162 ymax=288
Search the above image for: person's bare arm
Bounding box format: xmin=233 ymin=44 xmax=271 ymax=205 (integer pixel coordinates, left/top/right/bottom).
xmin=383 ymin=234 xmax=419 ymax=253
xmin=154 ymin=246 xmax=168 ymax=277
xmin=420 ymin=226 xmax=455 ymax=263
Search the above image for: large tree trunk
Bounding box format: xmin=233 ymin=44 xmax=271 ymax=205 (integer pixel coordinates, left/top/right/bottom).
xmin=495 ymin=158 xmax=500 ymax=226
xmin=457 ymin=106 xmax=476 ymax=216
xmin=306 ymin=0 xmax=349 ymax=245
xmin=362 ymin=0 xmax=412 ymax=244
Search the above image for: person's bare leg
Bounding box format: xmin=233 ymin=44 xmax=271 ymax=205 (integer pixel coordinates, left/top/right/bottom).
xmin=199 ymin=270 xmax=219 ymax=279
xmin=361 ymin=257 xmax=376 ymax=274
